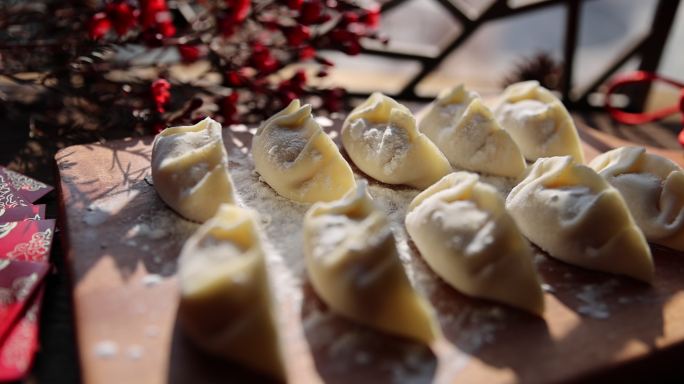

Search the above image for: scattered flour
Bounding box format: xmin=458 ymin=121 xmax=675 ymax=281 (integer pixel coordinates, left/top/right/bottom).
xmin=113 ymin=123 xmax=643 ymax=380
xmin=308 ymin=215 xmax=356 ymax=260
xmin=127 ymin=345 xmax=144 ymax=360
xmin=94 ymin=340 xmax=118 ymax=359
xmin=314 ymin=116 xmax=334 ymax=128
xmin=575 ymin=279 xmax=620 ymax=319
xmin=439 ymin=103 xmax=468 ymax=120
xmin=349 ymin=120 xmax=410 ymax=175
xmin=126 ymin=223 xmax=168 ymax=240
xmin=142 ymin=274 xmax=163 ymax=287
xmin=499 ymin=100 xmax=557 ymax=148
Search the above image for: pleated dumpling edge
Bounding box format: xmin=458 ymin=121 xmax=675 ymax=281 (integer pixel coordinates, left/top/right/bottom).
xmin=151 ymin=117 xmax=236 ymax=223
xmin=178 ymin=204 xmax=286 ymax=380
xmin=303 ymin=180 xmax=441 ymax=344
xmin=253 ymin=99 xmax=356 ymax=203
xmin=590 ymin=146 xmax=684 ymax=251
xmin=495 ymin=81 xmax=585 ymax=163
xmin=341 ymin=92 xmax=451 ymax=189
xmin=406 ymin=172 xmax=545 ymax=315
xmin=506 ymin=156 xmax=654 ymax=283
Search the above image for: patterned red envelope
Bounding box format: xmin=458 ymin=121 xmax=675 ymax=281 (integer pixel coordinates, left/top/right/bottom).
xmin=0 ymin=259 xmax=49 ymax=343
xmin=0 ymin=174 xmax=30 ymax=221
xmin=0 ymin=219 xmax=55 ymax=263
xmin=0 ymin=167 xmax=53 ymax=203
xmin=0 ymin=289 xmax=44 ymax=381
xmin=0 ymin=205 xmax=45 ymax=224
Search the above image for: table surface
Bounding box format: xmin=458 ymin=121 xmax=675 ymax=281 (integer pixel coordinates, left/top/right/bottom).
xmin=51 ymin=116 xmax=684 ymax=384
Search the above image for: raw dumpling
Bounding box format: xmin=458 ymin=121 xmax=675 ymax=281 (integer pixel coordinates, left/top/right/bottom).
xmin=178 ymin=204 xmax=285 ymax=379
xmin=495 ymin=81 xmax=585 ymax=163
xmin=341 ymin=92 xmax=451 ymax=189
xmin=506 ymin=156 xmax=654 ymax=282
xmin=405 ymin=172 xmax=544 ymax=315
xmin=417 ymin=84 xmax=479 ymax=143
xmin=151 ymin=117 xmax=236 ymax=223
xmin=253 ymin=100 xmax=356 ymax=203
xmin=303 ymin=181 xmax=440 ymax=344
xmin=422 ymin=97 xmax=526 ymax=178
xmin=589 ymin=146 xmax=684 ymax=251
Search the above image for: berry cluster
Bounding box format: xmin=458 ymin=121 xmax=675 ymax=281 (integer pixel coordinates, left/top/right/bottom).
xmin=86 ymin=0 xmax=385 ymax=130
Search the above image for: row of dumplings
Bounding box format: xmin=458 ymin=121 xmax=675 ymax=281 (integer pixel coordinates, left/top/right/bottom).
xmin=149 ymin=81 xmax=684 ymax=379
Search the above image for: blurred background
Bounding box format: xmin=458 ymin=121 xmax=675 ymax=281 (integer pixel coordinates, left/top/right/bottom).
xmin=325 ymin=0 xmax=683 ymax=116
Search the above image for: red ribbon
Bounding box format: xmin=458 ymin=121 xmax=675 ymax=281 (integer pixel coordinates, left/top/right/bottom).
xmin=605 ymin=70 xmax=684 ymax=147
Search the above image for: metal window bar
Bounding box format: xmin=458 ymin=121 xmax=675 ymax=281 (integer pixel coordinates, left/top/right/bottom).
xmin=357 ymin=0 xmax=681 ymax=111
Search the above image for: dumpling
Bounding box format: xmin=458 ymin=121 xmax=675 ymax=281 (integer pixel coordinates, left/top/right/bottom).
xmin=341 ymin=92 xmax=451 ymax=189
xmin=303 ymin=181 xmax=440 ymax=344
xmin=178 ymin=204 xmax=285 ymax=379
xmin=506 ymin=156 xmax=654 ymax=282
xmin=151 ymin=117 xmax=236 ymax=223
xmin=253 ymin=100 xmax=356 ymax=202
xmin=589 ymin=146 xmax=684 ymax=251
xmin=421 ymin=97 xmax=526 ymax=178
xmin=494 ymin=81 xmax=585 ymax=163
xmin=405 ymin=172 xmax=544 ymax=315
xmin=417 ymin=84 xmax=479 ymax=143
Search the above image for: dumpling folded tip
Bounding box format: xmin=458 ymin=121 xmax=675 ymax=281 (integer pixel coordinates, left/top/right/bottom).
xmin=303 ymin=180 xmax=442 ymax=346
xmin=406 ymin=172 xmax=545 ymax=316
xmin=177 ymin=205 xmax=287 ymax=380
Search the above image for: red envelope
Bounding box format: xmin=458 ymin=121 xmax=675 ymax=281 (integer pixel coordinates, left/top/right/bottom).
xmin=0 ymin=219 xmax=55 ymax=263
xmin=0 ymin=260 xmax=49 ymax=343
xmin=0 ymin=167 xmax=53 ymax=203
xmin=0 ymin=175 xmax=30 ymax=220
xmin=0 ymin=205 xmax=45 ymax=224
xmin=0 ymin=289 xmax=44 ymax=382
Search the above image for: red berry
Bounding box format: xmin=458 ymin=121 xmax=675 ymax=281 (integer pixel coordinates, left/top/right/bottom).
xmin=151 ymin=79 xmax=171 ymax=113
xmin=226 ymin=70 xmax=243 ymax=86
xmin=157 ymin=19 xmax=176 ymax=37
xmin=361 ymin=6 xmax=380 ymax=28
xmin=139 ymin=0 xmax=168 ymax=28
xmin=220 ymin=93 xmax=240 ymax=124
xmin=106 ymin=2 xmax=137 ymax=36
xmin=226 ymin=0 xmax=251 ymax=23
xmin=291 ymin=69 xmax=307 ymax=85
xmin=299 ymin=0 xmax=322 ymax=25
xmin=89 ymin=13 xmax=112 ymax=40
xmin=343 ymin=40 xmax=361 ymax=55
xmin=218 ymin=13 xmax=237 ymax=36
xmin=178 ymin=44 xmax=201 ymax=63
xmin=285 ymin=24 xmax=311 ymax=46
xmin=250 ymin=44 xmax=280 ymax=74
xmin=298 ymin=45 xmax=316 ymax=60
xmin=341 ymin=11 xmax=358 ymax=25
xmin=287 ymin=0 xmax=303 ymax=10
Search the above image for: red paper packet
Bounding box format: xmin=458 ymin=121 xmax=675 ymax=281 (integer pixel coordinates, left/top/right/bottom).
xmin=0 ymin=205 xmax=46 ymax=224
xmin=0 ymin=289 xmax=44 ymax=382
xmin=0 ymin=219 xmax=55 ymax=263
xmin=0 ymin=175 xmax=30 ymax=219
xmin=0 ymin=219 xmax=53 ymax=380
xmin=0 ymin=167 xmax=53 ymax=203
xmin=0 ymin=260 xmax=49 ymax=343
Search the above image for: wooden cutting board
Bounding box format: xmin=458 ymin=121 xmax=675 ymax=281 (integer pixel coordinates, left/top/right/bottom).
xmin=55 ymin=120 xmax=684 ymax=384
